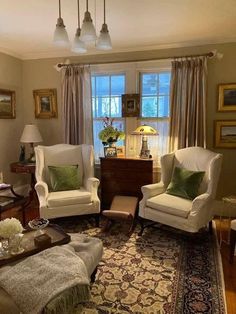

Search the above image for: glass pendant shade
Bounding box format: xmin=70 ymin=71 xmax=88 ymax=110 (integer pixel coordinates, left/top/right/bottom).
xmin=71 ymin=28 xmax=87 ymax=53
xmin=53 ymin=17 xmax=69 ymax=46
xmin=97 ymin=23 xmax=112 ymax=50
xmin=80 ymin=11 xmax=97 ymax=42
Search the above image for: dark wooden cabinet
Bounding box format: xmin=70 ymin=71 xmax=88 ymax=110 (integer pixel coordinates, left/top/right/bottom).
xmin=100 ymin=157 xmax=153 ymax=210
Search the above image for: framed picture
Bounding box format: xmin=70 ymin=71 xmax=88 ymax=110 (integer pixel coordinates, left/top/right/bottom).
xmin=218 ymin=83 xmax=236 ymax=112
xmin=122 ymin=93 xmax=140 ymax=117
xmin=116 ymin=146 xmax=125 ymax=157
xmin=215 ymin=120 xmax=236 ymax=148
xmin=0 ymin=89 xmax=16 ymax=119
xmin=33 ymin=89 xmax=57 ymax=118
xmin=104 ymin=146 xmax=117 ymax=158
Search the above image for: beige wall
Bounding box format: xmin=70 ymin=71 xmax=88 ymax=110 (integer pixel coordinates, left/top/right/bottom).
xmin=0 ymin=52 xmax=26 ymax=187
xmin=2 ymin=41 xmax=236 ymax=198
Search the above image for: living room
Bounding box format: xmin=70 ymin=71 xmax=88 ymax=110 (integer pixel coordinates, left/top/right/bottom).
xmin=0 ymin=1 xmax=236 ymax=313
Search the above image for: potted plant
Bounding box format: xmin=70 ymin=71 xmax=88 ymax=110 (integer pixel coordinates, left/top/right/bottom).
xmin=98 ymin=117 xmax=125 ymax=146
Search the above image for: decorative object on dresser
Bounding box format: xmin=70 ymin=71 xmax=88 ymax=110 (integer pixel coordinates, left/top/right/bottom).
xmin=138 ymin=147 xmax=223 ymax=235
xmin=218 ymin=83 xmax=236 ymax=112
xmin=98 ymin=116 xmax=125 ymax=147
xmin=122 ymin=93 xmax=140 ymax=117
xmin=34 ymin=144 xmax=100 ymax=221
xmin=100 ymin=157 xmax=153 ymax=210
xmin=33 ymin=88 xmax=58 ymax=118
xmin=20 ymin=124 xmax=43 ymax=163
xmin=215 ymin=120 xmax=236 ymax=148
xmin=132 ymin=124 xmax=158 ymax=158
xmin=0 ymin=89 xmax=15 ymax=119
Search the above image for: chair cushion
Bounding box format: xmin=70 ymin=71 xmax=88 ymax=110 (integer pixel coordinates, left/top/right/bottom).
xmin=231 ymin=220 xmax=236 ymax=231
xmin=147 ymin=193 xmax=192 ymax=218
xmin=47 ymin=188 xmax=92 ymax=207
xmin=166 ymin=166 xmax=205 ymax=200
xmin=48 ymin=165 xmax=81 ymax=192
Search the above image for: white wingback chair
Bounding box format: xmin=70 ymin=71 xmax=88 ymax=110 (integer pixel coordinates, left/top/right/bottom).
xmin=139 ymin=147 xmax=222 ymax=234
xmin=35 ymin=144 xmax=100 ymax=220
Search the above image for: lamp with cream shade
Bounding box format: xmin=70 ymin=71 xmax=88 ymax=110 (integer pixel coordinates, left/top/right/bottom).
xmin=20 ymin=124 xmax=43 ymax=163
xmin=132 ymin=125 xmax=158 ymax=159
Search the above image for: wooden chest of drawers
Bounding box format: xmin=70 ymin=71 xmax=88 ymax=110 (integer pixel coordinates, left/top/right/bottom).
xmin=100 ymin=157 xmax=153 ymax=210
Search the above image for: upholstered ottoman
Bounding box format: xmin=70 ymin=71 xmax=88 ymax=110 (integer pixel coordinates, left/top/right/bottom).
xmin=230 ymin=219 xmax=236 ymax=263
xmin=0 ymin=234 xmax=103 ymax=314
xmin=102 ymin=195 xmax=139 ymax=234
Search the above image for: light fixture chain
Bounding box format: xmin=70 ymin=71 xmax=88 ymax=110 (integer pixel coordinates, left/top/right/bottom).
xmin=104 ymin=0 xmax=106 ymax=24
xmin=86 ymin=0 xmax=88 ymax=12
xmin=59 ymin=0 xmax=61 ymax=18
xmin=77 ymin=0 xmax=80 ymax=28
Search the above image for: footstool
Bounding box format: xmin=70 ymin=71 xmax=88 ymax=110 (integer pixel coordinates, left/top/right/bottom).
xmin=0 ymin=234 xmax=103 ymax=314
xmin=230 ymin=219 xmax=236 ymax=263
xmin=102 ymin=195 xmax=139 ymax=235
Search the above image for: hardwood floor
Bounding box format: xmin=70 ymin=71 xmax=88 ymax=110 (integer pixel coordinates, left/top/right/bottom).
xmin=2 ymin=206 xmax=236 ymax=313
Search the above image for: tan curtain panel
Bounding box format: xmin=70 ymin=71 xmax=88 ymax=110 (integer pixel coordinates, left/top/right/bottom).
xmin=61 ymin=65 xmax=93 ymax=145
xmin=169 ymin=57 xmax=207 ymax=152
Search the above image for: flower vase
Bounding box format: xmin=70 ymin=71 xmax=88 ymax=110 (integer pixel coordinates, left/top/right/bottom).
xmin=1 ymin=237 xmax=10 ymax=256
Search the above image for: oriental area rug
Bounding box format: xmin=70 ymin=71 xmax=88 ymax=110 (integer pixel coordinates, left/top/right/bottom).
xmin=57 ymin=218 xmax=226 ymax=314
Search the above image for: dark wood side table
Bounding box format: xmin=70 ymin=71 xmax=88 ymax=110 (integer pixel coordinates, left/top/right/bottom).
xmin=0 ymin=184 xmax=27 ymax=225
xmin=10 ymin=162 xmax=37 ymax=214
xmin=100 ymin=157 xmax=154 ymax=210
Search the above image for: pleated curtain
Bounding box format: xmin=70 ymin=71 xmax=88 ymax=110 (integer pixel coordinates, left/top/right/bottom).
xmin=61 ymin=65 xmax=93 ymax=145
xmin=169 ymin=57 xmax=207 ymax=152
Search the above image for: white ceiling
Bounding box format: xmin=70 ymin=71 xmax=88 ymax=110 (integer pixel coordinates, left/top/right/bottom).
xmin=0 ymin=0 xmax=236 ymax=60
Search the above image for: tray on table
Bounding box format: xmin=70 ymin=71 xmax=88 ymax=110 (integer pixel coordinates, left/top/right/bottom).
xmin=0 ymin=224 xmax=71 ymax=267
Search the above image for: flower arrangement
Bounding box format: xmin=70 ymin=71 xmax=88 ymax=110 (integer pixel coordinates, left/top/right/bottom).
xmin=0 ymin=218 xmax=23 ymax=239
xmin=98 ymin=117 xmax=125 ymax=146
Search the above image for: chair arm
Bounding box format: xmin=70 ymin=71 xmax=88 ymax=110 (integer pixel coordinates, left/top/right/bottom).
xmin=190 ymin=193 xmax=212 ymax=216
xmin=85 ymin=177 xmax=100 ymax=199
xmin=141 ymin=182 xmax=165 ymax=199
xmin=35 ymin=181 xmax=49 ymax=208
xmin=139 ymin=182 xmax=165 ymax=212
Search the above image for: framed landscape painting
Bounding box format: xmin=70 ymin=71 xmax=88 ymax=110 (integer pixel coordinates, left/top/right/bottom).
xmin=218 ymin=83 xmax=236 ymax=112
xmin=215 ymin=120 xmax=236 ymax=148
xmin=33 ymin=89 xmax=57 ymax=119
xmin=0 ymin=89 xmax=16 ymax=119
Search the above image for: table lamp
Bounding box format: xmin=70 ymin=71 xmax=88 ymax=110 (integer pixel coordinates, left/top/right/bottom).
xmin=20 ymin=124 xmax=43 ymax=163
xmin=132 ymin=125 xmax=158 ymax=158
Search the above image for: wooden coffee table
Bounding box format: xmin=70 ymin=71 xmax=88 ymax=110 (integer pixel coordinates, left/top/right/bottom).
xmin=0 ymin=224 xmax=70 ymax=267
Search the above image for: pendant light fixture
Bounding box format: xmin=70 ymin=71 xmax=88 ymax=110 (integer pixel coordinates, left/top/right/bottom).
xmin=53 ymin=0 xmax=69 ymax=46
xmin=71 ymin=0 xmax=87 ymax=53
xmin=80 ymin=0 xmax=97 ymax=42
xmin=97 ymin=0 xmax=112 ymax=50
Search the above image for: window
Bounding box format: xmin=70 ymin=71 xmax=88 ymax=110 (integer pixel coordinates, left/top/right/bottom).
xmin=92 ymin=74 xmax=125 ymax=162
xmin=140 ymin=72 xmax=171 ymax=158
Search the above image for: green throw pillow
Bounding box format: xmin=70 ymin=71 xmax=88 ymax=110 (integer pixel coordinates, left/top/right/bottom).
xmin=166 ymin=166 xmax=205 ymax=200
xmin=48 ymin=165 xmax=81 ymax=192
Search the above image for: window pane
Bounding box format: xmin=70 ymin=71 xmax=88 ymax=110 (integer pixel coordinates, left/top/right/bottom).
xmin=111 ymin=75 xmax=125 ymax=95
xmin=110 ymin=97 xmax=122 ymax=117
xmin=159 ymin=73 xmax=171 ymax=94
xmin=96 ymin=76 xmax=109 ymax=96
xmin=94 ymin=97 xmax=110 ymax=117
xmin=92 ymin=77 xmax=95 ymax=97
xmin=142 ymin=97 xmax=157 ymax=117
xmin=158 ymin=96 xmax=169 ymax=117
xmin=142 ymin=73 xmax=158 ymax=95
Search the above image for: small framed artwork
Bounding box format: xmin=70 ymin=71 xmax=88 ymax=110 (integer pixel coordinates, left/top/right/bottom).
xmin=215 ymin=120 xmax=236 ymax=148
xmin=0 ymin=89 xmax=16 ymax=119
xmin=104 ymin=146 xmax=117 ymax=158
xmin=116 ymin=146 xmax=125 ymax=157
xmin=33 ymin=89 xmax=57 ymax=118
xmin=122 ymin=93 xmax=140 ymax=117
xmin=218 ymin=83 xmax=236 ymax=112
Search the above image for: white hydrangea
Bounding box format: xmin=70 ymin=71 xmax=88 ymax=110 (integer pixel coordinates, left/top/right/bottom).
xmin=0 ymin=218 xmax=23 ymax=238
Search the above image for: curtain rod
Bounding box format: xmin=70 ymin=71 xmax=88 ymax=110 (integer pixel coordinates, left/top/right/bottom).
xmin=57 ymin=51 xmax=216 ymax=68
